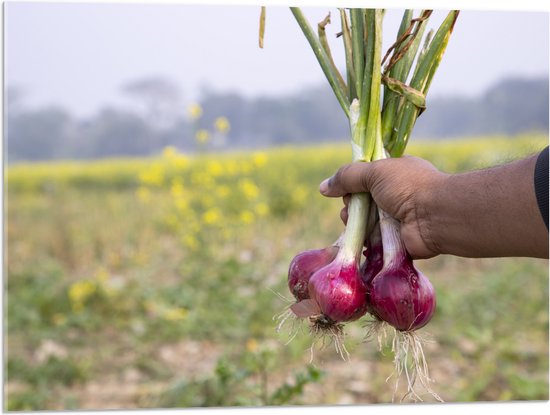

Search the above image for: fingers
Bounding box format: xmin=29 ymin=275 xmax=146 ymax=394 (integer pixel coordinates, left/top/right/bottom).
xmin=319 ymin=161 xmax=377 ymax=197
xmin=319 ymin=156 xmax=433 ymax=198
xmin=340 ymin=195 xmax=351 ymax=224
xmin=319 ymin=155 xmax=444 ymax=259
xmin=340 ymin=206 xmax=348 ymax=225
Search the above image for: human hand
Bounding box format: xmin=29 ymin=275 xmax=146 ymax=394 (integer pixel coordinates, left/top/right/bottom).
xmin=319 ymin=152 xmax=548 ymax=259
xmin=319 ymin=156 xmax=447 ymax=259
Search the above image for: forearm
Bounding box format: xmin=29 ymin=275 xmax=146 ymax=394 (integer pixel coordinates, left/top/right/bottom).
xmin=422 ymin=154 xmax=549 ymax=258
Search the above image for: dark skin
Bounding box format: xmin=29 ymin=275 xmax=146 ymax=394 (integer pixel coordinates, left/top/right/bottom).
xmin=319 ymin=153 xmax=549 ymax=260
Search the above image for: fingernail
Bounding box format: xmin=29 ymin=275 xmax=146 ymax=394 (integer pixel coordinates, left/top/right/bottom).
xmin=319 ymin=178 xmax=330 ymax=194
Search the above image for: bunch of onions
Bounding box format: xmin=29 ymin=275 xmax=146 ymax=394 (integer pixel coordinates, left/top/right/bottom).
xmin=264 ymin=5 xmax=458 ymax=401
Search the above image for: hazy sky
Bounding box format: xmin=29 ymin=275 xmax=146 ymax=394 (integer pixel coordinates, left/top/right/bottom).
xmin=5 ymin=2 xmax=549 ymax=117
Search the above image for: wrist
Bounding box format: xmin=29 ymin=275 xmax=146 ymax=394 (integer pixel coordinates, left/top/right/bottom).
xmin=422 ymin=155 xmax=548 ymax=258
xmin=415 ymin=171 xmax=451 ymax=257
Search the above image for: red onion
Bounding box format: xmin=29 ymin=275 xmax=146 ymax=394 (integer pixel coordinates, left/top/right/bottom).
xmin=287 ymin=245 xmax=339 ymax=301
xmin=360 ymin=221 xmax=383 ymax=287
xmin=367 ymin=210 xmax=436 ymax=332
xmin=307 ymin=254 xmax=368 ymax=324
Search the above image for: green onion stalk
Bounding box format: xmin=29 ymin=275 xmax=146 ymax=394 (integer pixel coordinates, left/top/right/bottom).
xmin=288 ymin=7 xmax=458 ymax=284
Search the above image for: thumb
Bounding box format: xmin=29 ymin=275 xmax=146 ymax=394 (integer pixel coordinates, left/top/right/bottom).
xmin=319 ymin=161 xmax=378 ymax=197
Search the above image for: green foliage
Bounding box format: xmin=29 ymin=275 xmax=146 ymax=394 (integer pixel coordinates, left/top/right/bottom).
xmin=6 ymin=355 xmax=89 ymax=410
xmin=426 ymin=257 xmax=548 ymax=402
xmin=7 ymin=261 xmax=69 ymax=334
xmin=6 ymin=389 xmax=50 ymax=412
xmin=269 ymin=365 xmax=324 ymax=405
xmin=157 ymin=349 xmax=324 ymax=408
xmin=7 ymin=356 xmax=89 ymax=387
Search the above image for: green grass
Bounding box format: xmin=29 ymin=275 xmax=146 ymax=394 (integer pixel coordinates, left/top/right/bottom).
xmin=5 ymin=135 xmax=548 ymax=409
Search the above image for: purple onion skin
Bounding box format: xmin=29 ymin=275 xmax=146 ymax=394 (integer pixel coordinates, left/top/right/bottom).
xmin=288 ymin=246 xmax=339 ymax=301
xmin=308 ymin=259 xmax=369 ymax=323
xmin=361 ymin=245 xmax=384 ymax=316
xmin=368 ymin=254 xmax=436 ymax=331
xmin=360 ymin=244 xmax=384 ymax=287
xmin=361 ymin=221 xmax=383 ymax=287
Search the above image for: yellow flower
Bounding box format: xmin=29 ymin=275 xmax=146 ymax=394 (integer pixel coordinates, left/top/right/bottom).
xmin=139 ymin=164 xmax=164 ymax=186
xmin=195 ymin=129 xmax=210 ymax=143
xmin=240 ymin=210 xmax=255 ymax=224
xmin=173 ymin=155 xmax=189 ymax=170
xmin=170 ymin=179 xmax=185 ymax=198
xmin=255 ymin=203 xmax=269 ymax=217
xmin=182 ymin=234 xmax=199 ymax=250
xmin=162 ymin=307 xmax=188 ymax=321
xmin=206 ymin=161 xmax=224 ymax=177
xmin=225 ymin=160 xmax=239 ymax=176
xmin=162 ymin=146 xmax=178 ymax=159
xmin=214 ymin=116 xmax=230 ymax=134
xmin=187 ymin=103 xmax=203 ymax=120
xmin=175 ymin=198 xmax=189 ymax=212
xmin=252 ymin=152 xmax=267 ymax=167
xmin=68 ymin=280 xmax=96 ymax=311
xmin=238 ymin=178 xmax=259 ymax=200
xmin=202 ymin=208 xmax=221 ymax=225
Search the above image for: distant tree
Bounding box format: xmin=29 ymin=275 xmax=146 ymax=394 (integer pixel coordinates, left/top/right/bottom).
xmin=289 ymin=85 xmax=348 ymax=141
xmin=198 ymin=85 xmax=348 ymax=148
xmin=77 ymin=108 xmax=157 ymax=158
xmin=157 ymin=118 xmax=193 ymax=152
xmin=413 ymin=76 xmax=549 ymax=138
xmin=481 ymin=77 xmax=549 ymax=135
xmin=413 ymin=97 xmax=479 ymax=138
xmin=121 ymin=77 xmax=183 ymax=130
xmin=6 ymin=106 xmax=73 ymax=162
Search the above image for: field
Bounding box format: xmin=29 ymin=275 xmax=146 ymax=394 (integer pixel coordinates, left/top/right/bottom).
xmin=4 ymin=135 xmax=549 ymax=410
